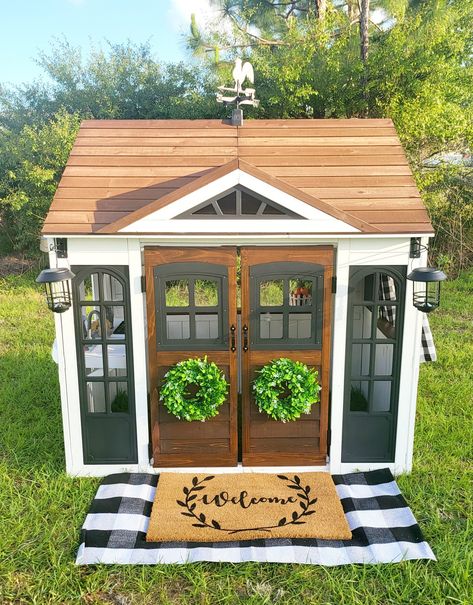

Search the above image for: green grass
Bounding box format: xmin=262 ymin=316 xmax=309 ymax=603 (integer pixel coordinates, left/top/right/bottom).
xmin=0 ymin=271 xmax=472 ymax=605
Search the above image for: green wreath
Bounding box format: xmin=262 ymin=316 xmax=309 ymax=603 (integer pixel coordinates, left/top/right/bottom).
xmin=160 ymin=356 xmax=228 ymax=421
xmin=252 ymin=358 xmax=321 ymax=422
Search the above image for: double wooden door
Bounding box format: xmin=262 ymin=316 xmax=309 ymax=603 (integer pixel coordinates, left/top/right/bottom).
xmin=145 ymin=246 xmax=333 ymax=467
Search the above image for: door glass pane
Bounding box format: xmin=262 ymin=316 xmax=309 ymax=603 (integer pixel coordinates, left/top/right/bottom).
xmin=374 ymin=344 xmax=394 ymax=376
xmin=106 ymin=305 xmax=125 ymax=339
xmin=81 ymin=305 xmax=101 ymax=339
xmin=260 ymin=313 xmax=283 ymax=339
xmin=84 ymin=345 xmax=103 ymax=377
xmin=217 ymin=191 xmax=236 ymax=214
xmin=289 ymin=279 xmax=313 ymax=306
xmin=166 ymin=314 xmax=190 ymax=339
xmin=79 ymin=273 xmax=99 ymax=301
xmin=289 ymin=313 xmax=312 ymax=339
xmin=372 ymin=381 xmax=392 ymax=412
xmin=377 ymin=305 xmax=396 ymax=339
xmin=259 ymin=280 xmax=283 ymax=306
xmin=107 ymin=344 xmax=127 ymax=376
xmin=351 ymin=344 xmax=371 ymax=376
xmin=350 ymin=381 xmax=369 ymax=412
xmin=86 ymin=382 xmax=106 ymax=413
xmin=109 ymin=382 xmax=129 ymax=414
xmin=195 ymin=314 xmax=219 ymax=339
xmin=195 ymin=279 xmax=218 ymax=306
xmin=103 ymin=274 xmax=123 ymax=301
xmin=352 ymin=305 xmax=372 ymax=339
xmin=378 ymin=274 xmax=398 ymax=301
xmin=165 ymin=280 xmax=189 ymax=307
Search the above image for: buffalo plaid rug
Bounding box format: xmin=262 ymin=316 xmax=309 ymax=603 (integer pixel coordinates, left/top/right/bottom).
xmin=76 ymin=468 xmax=435 ymax=565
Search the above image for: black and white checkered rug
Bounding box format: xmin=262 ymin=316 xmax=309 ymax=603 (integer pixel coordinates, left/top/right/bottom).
xmin=76 ymin=468 xmax=435 ymax=565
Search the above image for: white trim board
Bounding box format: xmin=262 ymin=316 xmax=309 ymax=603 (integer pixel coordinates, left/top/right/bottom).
xmin=119 ymin=169 xmax=360 ymax=234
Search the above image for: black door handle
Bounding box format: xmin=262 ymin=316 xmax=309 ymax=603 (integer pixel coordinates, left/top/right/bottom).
xmin=230 ymin=324 xmax=236 ymax=352
xmin=242 ymin=324 xmax=249 ymax=352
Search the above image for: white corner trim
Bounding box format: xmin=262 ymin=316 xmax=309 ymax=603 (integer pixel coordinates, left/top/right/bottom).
xmin=120 ymin=169 xmax=359 ymax=234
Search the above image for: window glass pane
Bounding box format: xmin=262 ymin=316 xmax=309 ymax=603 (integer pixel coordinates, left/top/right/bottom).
xmin=289 ymin=279 xmax=313 ymax=306
xmin=165 ymin=280 xmax=189 ymax=307
xmin=166 ymin=314 xmax=190 ymax=340
xmin=363 ymin=274 xmax=375 ymax=302
xmin=195 ymin=279 xmax=218 ymax=306
xmin=352 ymin=305 xmax=372 ymax=339
xmin=195 ymin=314 xmax=219 ymax=339
xmin=374 ymin=344 xmax=394 ymax=376
xmin=372 ymin=381 xmax=392 ymax=412
xmin=105 ymin=305 xmax=125 ymax=339
xmin=259 ymin=280 xmax=284 ymax=306
xmin=109 ymin=382 xmax=129 ymax=414
xmin=377 ymin=306 xmax=396 ymax=339
xmin=260 ymin=313 xmax=283 ymax=339
xmin=262 ymin=204 xmax=284 ymax=215
xmin=79 ymin=273 xmax=99 ymax=301
xmin=351 ymin=343 xmax=370 ymax=376
xmin=217 ymin=191 xmax=236 ymax=214
xmin=350 ymin=381 xmax=369 ymax=412
xmin=81 ymin=305 xmax=101 ymax=339
xmin=87 ymin=382 xmax=106 ymax=413
xmin=84 ymin=344 xmax=103 ymax=377
xmin=289 ymin=313 xmax=312 ymax=339
xmin=194 ymin=204 xmax=217 ymax=215
xmin=103 ymin=274 xmax=123 ymax=301
xmin=241 ymin=191 xmax=262 ymax=214
xmin=378 ymin=274 xmax=398 ymax=302
xmin=107 ymin=344 xmax=127 ymax=377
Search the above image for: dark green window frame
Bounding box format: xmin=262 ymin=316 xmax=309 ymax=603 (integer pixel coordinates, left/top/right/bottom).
xmin=249 ymin=261 xmax=324 ymax=350
xmin=154 ymin=262 xmax=229 ymax=351
xmin=342 ymin=265 xmax=406 ymax=463
xmin=72 ymin=265 xmax=137 ymax=464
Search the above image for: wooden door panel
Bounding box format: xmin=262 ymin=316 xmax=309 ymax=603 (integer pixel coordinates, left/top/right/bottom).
xmin=241 ymin=246 xmax=333 ymax=466
xmin=145 ymin=247 xmax=238 ymax=467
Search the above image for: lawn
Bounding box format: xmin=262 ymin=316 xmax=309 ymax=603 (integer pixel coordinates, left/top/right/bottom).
xmin=0 ymin=270 xmax=472 ymax=605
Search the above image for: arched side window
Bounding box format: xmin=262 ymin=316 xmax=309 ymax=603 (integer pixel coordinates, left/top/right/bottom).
xmin=72 ymin=266 xmax=137 ymax=464
xmin=342 ymin=266 xmax=406 ymax=463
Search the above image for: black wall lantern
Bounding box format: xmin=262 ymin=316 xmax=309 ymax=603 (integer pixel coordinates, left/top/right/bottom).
xmin=36 ymin=267 xmax=75 ymax=313
xmin=407 ymin=267 xmax=447 ymax=313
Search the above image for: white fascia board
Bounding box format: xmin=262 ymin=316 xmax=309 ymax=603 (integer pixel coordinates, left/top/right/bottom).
xmin=120 ymin=168 xmax=359 ymax=234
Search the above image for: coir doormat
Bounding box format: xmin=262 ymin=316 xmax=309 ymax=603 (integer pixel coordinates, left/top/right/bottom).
xmin=76 ymin=468 xmax=436 ymax=565
xmin=146 ymin=472 xmax=352 ymax=542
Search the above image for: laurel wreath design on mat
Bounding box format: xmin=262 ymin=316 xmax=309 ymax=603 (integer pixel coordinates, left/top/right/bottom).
xmin=176 ymin=474 xmax=318 ymax=534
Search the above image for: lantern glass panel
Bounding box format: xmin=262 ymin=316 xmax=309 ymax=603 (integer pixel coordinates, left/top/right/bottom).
xmin=46 ymin=280 xmax=72 ymax=313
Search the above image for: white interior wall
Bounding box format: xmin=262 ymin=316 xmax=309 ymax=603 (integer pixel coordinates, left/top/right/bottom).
xmin=51 ymin=234 xmax=425 ymax=476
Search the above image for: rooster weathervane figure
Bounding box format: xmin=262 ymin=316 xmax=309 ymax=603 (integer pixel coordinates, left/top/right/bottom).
xmin=217 ymin=58 xmax=259 ymax=123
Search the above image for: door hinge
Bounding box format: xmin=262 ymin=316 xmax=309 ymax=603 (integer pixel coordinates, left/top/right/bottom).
xmin=141 ymin=275 xmax=146 ymax=293
xmin=331 ymin=276 xmax=337 ymax=293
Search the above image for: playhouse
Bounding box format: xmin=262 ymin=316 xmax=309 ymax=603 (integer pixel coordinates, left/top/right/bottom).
xmin=40 ymin=117 xmax=438 ymax=477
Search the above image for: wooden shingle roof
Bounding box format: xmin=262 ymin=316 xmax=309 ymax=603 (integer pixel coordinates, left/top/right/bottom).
xmin=42 ymin=118 xmax=433 ymax=235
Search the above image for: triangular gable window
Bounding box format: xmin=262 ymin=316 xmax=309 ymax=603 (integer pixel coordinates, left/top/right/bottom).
xmin=176 ymin=186 xmax=304 ymax=219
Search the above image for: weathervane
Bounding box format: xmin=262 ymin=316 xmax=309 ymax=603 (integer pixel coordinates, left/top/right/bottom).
xmin=217 ymin=58 xmax=259 ymax=125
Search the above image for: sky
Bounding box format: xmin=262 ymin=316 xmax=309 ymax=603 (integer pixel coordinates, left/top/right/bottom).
xmin=0 ymin=0 xmax=218 ymax=86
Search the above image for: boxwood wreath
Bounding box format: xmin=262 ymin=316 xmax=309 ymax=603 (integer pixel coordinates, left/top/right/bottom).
xmin=253 ymin=358 xmax=321 ymax=422
xmin=160 ymin=356 xmax=228 ymax=421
